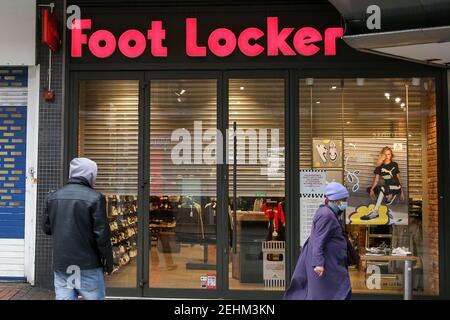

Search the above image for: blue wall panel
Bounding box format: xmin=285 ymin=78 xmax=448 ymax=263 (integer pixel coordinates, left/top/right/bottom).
xmin=0 ymin=67 xmax=27 ymax=240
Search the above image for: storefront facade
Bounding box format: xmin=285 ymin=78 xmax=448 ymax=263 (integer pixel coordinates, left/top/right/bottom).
xmin=33 ymin=0 xmax=450 ymax=299
xmin=0 ymin=1 xmax=40 ymax=285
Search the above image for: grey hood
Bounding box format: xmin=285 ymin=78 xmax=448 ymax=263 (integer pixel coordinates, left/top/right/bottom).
xmin=69 ymin=157 xmax=98 ymax=187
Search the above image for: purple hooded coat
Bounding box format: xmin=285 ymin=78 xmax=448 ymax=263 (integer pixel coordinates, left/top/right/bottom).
xmin=284 ymin=205 xmax=351 ymax=300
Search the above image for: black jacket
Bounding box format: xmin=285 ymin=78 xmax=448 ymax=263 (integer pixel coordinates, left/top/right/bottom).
xmin=42 ymin=177 xmax=113 ymax=273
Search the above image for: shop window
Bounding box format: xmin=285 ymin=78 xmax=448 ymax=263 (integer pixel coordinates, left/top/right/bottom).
xmin=228 ymin=79 xmax=286 ymax=291
xmin=149 ymin=79 xmax=217 ymax=289
xmin=299 ymin=78 xmax=439 ymax=296
xmin=78 ymin=80 xmax=139 ymax=288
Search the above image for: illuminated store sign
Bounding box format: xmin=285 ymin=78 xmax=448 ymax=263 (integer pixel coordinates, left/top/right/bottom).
xmin=71 ymin=17 xmax=343 ymax=58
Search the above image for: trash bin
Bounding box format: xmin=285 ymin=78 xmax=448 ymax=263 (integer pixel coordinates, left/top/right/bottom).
xmin=239 ymin=240 xmax=264 ymax=283
xmin=262 ymin=241 xmax=285 ymax=288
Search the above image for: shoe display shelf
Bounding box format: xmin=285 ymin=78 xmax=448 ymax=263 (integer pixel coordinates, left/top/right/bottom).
xmin=107 ymin=195 xmax=138 ymax=272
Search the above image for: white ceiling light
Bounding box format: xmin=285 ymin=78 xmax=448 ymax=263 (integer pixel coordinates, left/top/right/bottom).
xmin=240 ymin=86 xmax=245 ymax=90
xmin=395 ymin=97 xmax=401 ymax=103
xmin=401 ymin=103 xmax=405 ymax=107
xmin=384 ymin=92 xmax=390 ymax=99
xmin=331 ymin=86 xmax=337 ymax=90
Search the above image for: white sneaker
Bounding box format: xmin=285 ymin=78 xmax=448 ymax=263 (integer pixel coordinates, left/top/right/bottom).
xmin=316 ymin=144 xmax=328 ymax=163
xmin=329 ymin=141 xmax=338 ymax=162
xmin=392 ymin=247 xmax=411 ymax=256
xmin=388 ymin=218 xmax=403 ymax=225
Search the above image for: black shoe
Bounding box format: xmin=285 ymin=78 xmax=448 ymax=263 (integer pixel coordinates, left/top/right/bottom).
xmin=360 ymin=210 xmax=379 ymax=220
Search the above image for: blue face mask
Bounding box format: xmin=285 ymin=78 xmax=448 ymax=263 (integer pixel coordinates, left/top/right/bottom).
xmin=338 ymin=201 xmax=348 ymax=211
xmin=329 ymin=201 xmax=348 ymax=213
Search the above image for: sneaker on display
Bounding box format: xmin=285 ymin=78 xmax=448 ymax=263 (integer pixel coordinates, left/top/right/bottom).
xmin=392 ymin=247 xmax=412 ymax=256
xmin=129 ymin=249 xmax=137 ymax=258
xmin=316 ymin=144 xmax=328 ymax=163
xmin=388 ymin=218 xmax=403 ymax=225
xmin=366 ymin=247 xmax=387 ymax=255
xmin=360 ymin=209 xmax=379 ymax=221
xmin=329 ymin=141 xmax=338 ymax=162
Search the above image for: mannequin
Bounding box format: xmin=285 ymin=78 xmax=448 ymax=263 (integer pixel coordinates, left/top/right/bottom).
xmin=261 ymin=199 xmax=285 ymax=241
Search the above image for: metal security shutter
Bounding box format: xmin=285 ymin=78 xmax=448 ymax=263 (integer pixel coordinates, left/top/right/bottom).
xmin=404 ymin=83 xmax=425 ymax=200
xmin=150 ymin=79 xmax=217 ymax=196
xmin=78 ymin=80 xmax=139 ymax=195
xmin=299 ymin=78 xmax=426 ymax=200
xmin=229 ymin=79 xmax=285 ymax=197
xmin=0 ymin=67 xmax=27 ymax=279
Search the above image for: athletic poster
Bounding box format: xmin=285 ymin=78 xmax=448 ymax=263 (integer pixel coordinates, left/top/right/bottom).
xmin=344 ymin=138 xmax=408 ymax=225
xmin=312 ymin=138 xmax=343 ymax=168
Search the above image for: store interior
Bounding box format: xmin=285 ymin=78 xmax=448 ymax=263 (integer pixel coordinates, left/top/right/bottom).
xmin=78 ymin=76 xmax=439 ymax=296
xmin=299 ymin=78 xmax=438 ymax=295
xmin=79 ymin=78 xmax=287 ymax=291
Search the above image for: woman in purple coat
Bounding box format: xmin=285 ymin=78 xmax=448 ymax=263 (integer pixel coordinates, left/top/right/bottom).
xmin=284 ymin=182 xmax=352 ymax=300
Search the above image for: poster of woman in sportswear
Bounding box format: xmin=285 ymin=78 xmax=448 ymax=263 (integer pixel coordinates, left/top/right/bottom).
xmin=364 ymin=147 xmax=405 ymax=219
xmin=344 ymin=139 xmax=408 ymax=226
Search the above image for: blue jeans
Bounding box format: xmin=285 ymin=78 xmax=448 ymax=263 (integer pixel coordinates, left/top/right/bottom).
xmin=54 ymin=268 xmax=105 ymax=300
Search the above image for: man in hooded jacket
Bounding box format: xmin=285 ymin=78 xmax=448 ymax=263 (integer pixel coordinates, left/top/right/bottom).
xmin=42 ymin=157 xmax=113 ymax=300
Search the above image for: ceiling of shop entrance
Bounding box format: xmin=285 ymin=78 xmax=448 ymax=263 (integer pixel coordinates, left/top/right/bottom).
xmin=329 ymin=0 xmax=450 ymax=66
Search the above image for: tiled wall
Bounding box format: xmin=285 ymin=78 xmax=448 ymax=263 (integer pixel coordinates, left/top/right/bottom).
xmin=34 ymin=0 xmax=65 ymax=289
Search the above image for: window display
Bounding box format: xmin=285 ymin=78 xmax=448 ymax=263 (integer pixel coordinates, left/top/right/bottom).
xmin=75 ymin=74 xmax=440 ymax=297
xmin=228 ymin=78 xmax=286 ymax=291
xmin=149 ymin=79 xmax=218 ymax=289
xmin=312 ymin=139 xmax=343 ymax=168
xmin=107 ymin=195 xmax=138 ymax=272
xmin=345 ymin=139 xmax=408 ymax=226
xmin=78 ymin=79 xmax=139 ymax=288
xmin=299 ymin=78 xmax=438 ymax=295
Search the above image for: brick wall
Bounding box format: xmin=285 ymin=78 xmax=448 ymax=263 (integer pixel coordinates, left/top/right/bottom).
xmin=426 ymin=80 xmax=439 ymax=295
xmin=34 ymin=0 xmax=65 ymax=289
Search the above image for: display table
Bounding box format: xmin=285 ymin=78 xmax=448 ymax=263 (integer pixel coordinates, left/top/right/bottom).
xmin=361 ymin=255 xmax=418 ymax=300
xmin=236 ymin=211 xmax=269 ymax=222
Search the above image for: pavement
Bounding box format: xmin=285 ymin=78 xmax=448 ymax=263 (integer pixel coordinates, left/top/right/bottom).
xmin=0 ymin=282 xmax=54 ymax=300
